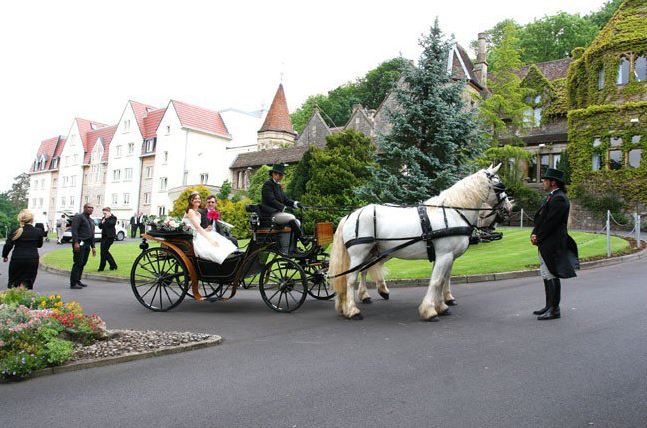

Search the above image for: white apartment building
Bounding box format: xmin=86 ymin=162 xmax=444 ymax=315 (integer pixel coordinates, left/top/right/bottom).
xmin=149 ymin=100 xmax=232 ymax=216
xmin=27 ymin=136 xmax=65 ymax=227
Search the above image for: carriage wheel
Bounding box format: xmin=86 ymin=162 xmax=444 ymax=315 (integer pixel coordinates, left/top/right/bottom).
xmin=259 ymin=257 xmax=307 ymax=313
xmin=304 ymin=255 xmax=335 ymax=300
xmin=130 ymin=247 xmax=189 ymax=312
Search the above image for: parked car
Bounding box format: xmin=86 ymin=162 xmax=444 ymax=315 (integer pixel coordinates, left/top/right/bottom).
xmin=61 ymin=217 xmax=126 ymax=243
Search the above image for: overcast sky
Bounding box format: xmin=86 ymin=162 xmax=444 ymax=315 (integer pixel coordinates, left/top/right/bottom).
xmin=0 ymin=0 xmax=607 ymax=191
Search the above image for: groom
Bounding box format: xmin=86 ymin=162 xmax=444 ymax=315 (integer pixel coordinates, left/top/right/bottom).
xmin=199 ymin=194 xmax=238 ymax=247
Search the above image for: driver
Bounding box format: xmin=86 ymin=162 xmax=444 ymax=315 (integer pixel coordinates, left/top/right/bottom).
xmin=260 ymin=163 xmax=305 ymax=242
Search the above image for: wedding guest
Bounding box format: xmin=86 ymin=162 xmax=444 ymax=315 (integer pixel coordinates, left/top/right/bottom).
xmin=97 ymin=207 xmax=118 ymax=271
xmin=2 ymin=209 xmax=43 ymax=289
xmin=56 ymin=214 xmax=66 ymax=244
xmin=70 ymin=203 xmax=96 ymax=289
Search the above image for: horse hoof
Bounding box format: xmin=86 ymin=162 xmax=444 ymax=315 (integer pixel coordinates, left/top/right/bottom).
xmin=439 ymin=309 xmax=451 ymax=316
xmin=378 ymin=291 xmax=390 ymax=300
xmin=445 ymin=299 xmax=457 ymax=306
xmin=425 ymin=316 xmax=440 ymax=322
xmin=350 ymin=313 xmax=364 ymax=321
xmin=361 ymin=298 xmax=372 ymax=304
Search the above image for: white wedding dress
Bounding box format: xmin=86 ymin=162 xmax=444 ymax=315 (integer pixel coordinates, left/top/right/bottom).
xmin=183 ymin=212 xmax=237 ymax=264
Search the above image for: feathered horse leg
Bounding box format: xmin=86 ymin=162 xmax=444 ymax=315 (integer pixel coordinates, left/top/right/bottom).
xmin=442 ymin=270 xmax=457 ymax=306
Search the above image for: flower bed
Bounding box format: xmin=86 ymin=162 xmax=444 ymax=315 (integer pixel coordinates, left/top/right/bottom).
xmin=0 ymin=288 xmax=107 ymax=380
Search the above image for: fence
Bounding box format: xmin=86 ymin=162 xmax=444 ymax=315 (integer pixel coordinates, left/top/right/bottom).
xmin=503 ymin=209 xmax=643 ymax=257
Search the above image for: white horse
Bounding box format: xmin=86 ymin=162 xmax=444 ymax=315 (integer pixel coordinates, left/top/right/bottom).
xmin=329 ymin=164 xmax=513 ymax=321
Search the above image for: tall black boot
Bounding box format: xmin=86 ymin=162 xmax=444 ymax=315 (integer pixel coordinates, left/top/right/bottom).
xmin=533 ymin=279 xmax=550 ymax=315
xmin=538 ymin=279 xmax=561 ymax=320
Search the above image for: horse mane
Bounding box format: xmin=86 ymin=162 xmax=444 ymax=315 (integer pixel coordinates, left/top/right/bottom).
xmin=424 ymin=170 xmax=490 ymax=208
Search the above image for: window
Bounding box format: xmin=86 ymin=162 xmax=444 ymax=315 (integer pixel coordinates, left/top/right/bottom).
xmin=34 ymin=180 xmax=39 ymax=190
xmin=97 ymin=195 xmax=102 ymax=205
xmin=65 ymin=156 xmax=70 ymax=166
xmin=166 ymin=125 xmax=171 ymax=134
xmin=635 ymin=56 xmax=646 ymax=82
xmin=145 ymin=166 xmax=153 ymax=178
xmin=144 ymin=192 xmax=151 ymax=204
xmin=608 ymin=150 xmax=623 ymax=170
xmin=200 ymin=173 xmax=208 ymax=184
xmin=112 ymin=169 xmax=121 ymax=182
xmin=540 ymin=155 xmax=550 ymax=178
xmin=69 ymin=196 xmax=75 ymax=207
xmin=84 ymin=195 xmax=89 ymax=204
xmin=617 ymin=57 xmax=630 ymax=85
xmin=534 ymin=95 xmax=541 ymax=104
xmin=73 ymin=154 xmax=78 ymax=165
xmin=61 ymin=197 xmax=65 ymax=207
xmin=112 ymin=194 xmax=118 ymax=205
xmin=311 ymin=124 xmax=317 ymax=139
xmin=124 ymin=120 xmax=130 ymax=131
xmin=128 ymin=143 xmax=135 ymax=154
xmin=533 ymin=107 xmax=542 ymax=127
xmin=158 ymin=206 xmax=166 ymax=216
xmin=62 ymin=176 xmax=68 ymax=187
xmin=160 ymin=177 xmax=168 ymax=191
xmin=123 ymin=193 xmax=130 ymax=205
xmin=163 ymin=151 xmax=168 ymax=163
xmin=610 ymin=137 xmax=622 ymax=147
xmin=116 ymin=146 xmax=123 ymax=157
xmin=51 ymin=158 xmax=58 ymax=168
xmin=71 ymin=176 xmax=77 ymax=187
xmin=523 ymin=108 xmax=534 ymax=127
xmin=628 ymin=149 xmax=642 ymax=168
xmin=552 ymin=153 xmax=561 ymax=169
xmin=592 ymin=138 xmax=602 ymax=171
xmin=593 ymin=137 xmax=602 ymax=148
xmin=52 ymin=178 xmax=57 ymax=186
xmin=527 ymin=156 xmax=537 ymax=183
xmin=38 ymin=198 xmax=43 ymax=208
xmin=598 ymin=67 xmax=605 ymax=89
xmin=145 ymin=139 xmax=155 ymax=153
xmin=124 ymin=168 xmax=133 ymax=181
xmin=183 ymin=171 xmax=188 ymax=186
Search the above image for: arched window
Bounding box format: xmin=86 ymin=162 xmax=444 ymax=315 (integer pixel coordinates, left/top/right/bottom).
xmin=598 ymin=67 xmax=605 ymax=89
xmin=635 ymin=56 xmax=646 ymax=82
xmin=617 ymin=57 xmax=630 ymax=85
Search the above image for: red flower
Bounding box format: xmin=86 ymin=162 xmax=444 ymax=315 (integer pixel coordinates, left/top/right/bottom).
xmin=207 ymin=210 xmax=220 ymax=221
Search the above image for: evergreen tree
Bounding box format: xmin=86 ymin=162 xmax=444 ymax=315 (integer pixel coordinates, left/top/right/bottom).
xmin=216 ymin=180 xmax=232 ymax=200
xmin=6 ymin=173 xmax=30 ymax=211
xmin=478 ymin=22 xmax=531 ymax=146
xmin=360 ymin=19 xmax=485 ymax=204
xmin=247 ymin=165 xmax=271 ymax=203
xmin=285 ymin=147 xmax=315 ymax=200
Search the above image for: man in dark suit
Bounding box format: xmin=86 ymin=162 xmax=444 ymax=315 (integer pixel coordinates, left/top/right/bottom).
xmin=70 ymin=203 xmax=96 ymax=289
xmin=531 ymin=168 xmax=579 ymax=320
xmin=261 ymin=163 xmax=304 ymax=240
xmin=98 ymin=207 xmax=118 ymax=271
xmin=199 ymin=194 xmax=238 ymax=247
xmin=129 ymin=213 xmax=137 ymax=238
xmin=137 ymin=212 xmax=145 ymax=236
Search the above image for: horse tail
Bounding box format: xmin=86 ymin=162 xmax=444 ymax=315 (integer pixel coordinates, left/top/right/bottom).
xmin=329 ymin=216 xmax=350 ymax=304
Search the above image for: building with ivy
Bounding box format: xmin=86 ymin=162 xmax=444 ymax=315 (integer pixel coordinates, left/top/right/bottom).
xmin=507 ymin=0 xmax=646 ymax=212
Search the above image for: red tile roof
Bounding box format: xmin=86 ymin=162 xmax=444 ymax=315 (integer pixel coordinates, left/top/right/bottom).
xmin=142 ymin=107 xmax=166 ymax=139
xmin=83 ymin=125 xmax=118 ymax=164
xmin=75 ymin=118 xmax=108 ymax=151
xmin=53 ymin=137 xmax=66 ymax=159
xmin=259 ymin=84 xmax=296 ymax=135
xmin=129 ymin=100 xmax=159 ymax=136
xmin=171 ymin=100 xmax=230 ymax=138
xmin=30 ymin=136 xmax=62 ymax=172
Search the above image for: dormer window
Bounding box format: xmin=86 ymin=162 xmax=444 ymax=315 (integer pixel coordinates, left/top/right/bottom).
xmin=124 ymin=120 xmax=131 ymax=131
xmin=598 ymin=67 xmax=605 ymax=89
xmin=635 ymin=56 xmax=646 ymax=82
xmin=617 ymin=57 xmax=630 ymax=85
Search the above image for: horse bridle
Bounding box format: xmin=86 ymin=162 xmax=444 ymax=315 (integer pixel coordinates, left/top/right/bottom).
xmin=482 ymin=172 xmax=511 ymax=224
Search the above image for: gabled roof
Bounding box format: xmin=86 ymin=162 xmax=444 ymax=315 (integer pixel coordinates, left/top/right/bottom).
xmin=516 ymin=58 xmax=572 ymax=81
xmin=75 ymin=118 xmax=108 ymax=151
xmin=129 ymin=100 xmax=159 ymax=136
xmin=258 ymin=84 xmax=296 ymax=135
xmin=84 ymin=125 xmax=118 ymax=164
xmin=53 ymin=137 xmax=66 ymax=160
xmin=142 ymin=107 xmax=166 ymax=139
xmin=30 ymin=136 xmax=62 ymax=172
xmin=171 ymin=100 xmax=230 ymax=138
xmin=448 ymin=44 xmax=484 ymax=90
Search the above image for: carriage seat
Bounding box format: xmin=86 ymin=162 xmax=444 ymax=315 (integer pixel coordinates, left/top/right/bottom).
xmin=246 ymin=204 xmax=290 ymax=232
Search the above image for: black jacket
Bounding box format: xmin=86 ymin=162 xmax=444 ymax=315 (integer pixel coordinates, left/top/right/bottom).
xmin=98 ymin=215 xmax=117 ymax=239
xmin=198 ymin=208 xmax=224 ymax=234
xmin=2 ymin=224 xmax=43 ymax=260
xmin=71 ymin=213 xmax=96 ymax=247
xmin=261 ymin=179 xmax=295 ymax=216
xmin=532 ymin=188 xmax=579 ymax=278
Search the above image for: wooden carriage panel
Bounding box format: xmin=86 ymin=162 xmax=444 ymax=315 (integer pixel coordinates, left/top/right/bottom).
xmin=315 ymin=222 xmax=334 ymax=246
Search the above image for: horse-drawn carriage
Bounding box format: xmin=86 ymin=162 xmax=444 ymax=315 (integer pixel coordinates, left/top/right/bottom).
xmin=129 ymin=205 xmax=334 ymax=313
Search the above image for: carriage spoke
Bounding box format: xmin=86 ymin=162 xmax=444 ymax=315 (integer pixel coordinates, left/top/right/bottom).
xmin=267 ymin=288 xmax=281 ymax=302
xmin=148 ymin=284 xmax=160 ymax=308
xmin=162 ymin=285 xmax=174 ymax=306
xmin=283 ymin=291 xmax=290 ymax=311
xmin=139 ymin=282 xmax=158 ymax=298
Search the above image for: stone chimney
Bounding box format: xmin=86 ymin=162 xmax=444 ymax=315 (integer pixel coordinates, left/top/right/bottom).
xmin=473 ymin=32 xmax=488 ymax=88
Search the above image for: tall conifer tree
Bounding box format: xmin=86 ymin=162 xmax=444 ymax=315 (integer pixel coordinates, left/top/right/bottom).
xmin=360 ymin=19 xmax=485 ymax=204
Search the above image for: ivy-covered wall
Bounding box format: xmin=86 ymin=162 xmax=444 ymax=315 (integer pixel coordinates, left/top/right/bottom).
xmin=567 ymin=101 xmax=647 ymax=206
xmin=567 ymin=0 xmax=647 ymax=109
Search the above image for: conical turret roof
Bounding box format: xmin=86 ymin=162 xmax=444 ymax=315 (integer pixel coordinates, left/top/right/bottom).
xmin=259 ymin=83 xmax=296 ymax=135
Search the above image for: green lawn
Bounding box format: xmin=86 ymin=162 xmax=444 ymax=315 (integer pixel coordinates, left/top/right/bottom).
xmin=41 ymin=228 xmax=631 ymax=280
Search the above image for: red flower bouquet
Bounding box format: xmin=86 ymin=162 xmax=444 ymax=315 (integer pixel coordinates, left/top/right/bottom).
xmin=207 ymin=210 xmax=220 ymax=222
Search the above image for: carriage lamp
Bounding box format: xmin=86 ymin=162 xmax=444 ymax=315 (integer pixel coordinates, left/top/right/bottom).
xmin=139 ymin=238 xmax=149 ymax=250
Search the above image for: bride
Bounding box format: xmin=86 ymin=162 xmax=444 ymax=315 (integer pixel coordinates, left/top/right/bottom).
xmin=183 ymin=192 xmax=237 ymax=264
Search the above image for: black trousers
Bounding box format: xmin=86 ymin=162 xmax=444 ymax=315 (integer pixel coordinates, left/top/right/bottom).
xmin=130 ymin=225 xmax=137 ymax=238
xmin=70 ymin=242 xmax=91 ymax=285
xmin=99 ymin=238 xmax=117 ymax=270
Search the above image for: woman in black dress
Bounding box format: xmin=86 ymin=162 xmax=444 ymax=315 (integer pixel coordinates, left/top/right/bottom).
xmin=2 ymin=210 xmax=44 ymax=289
